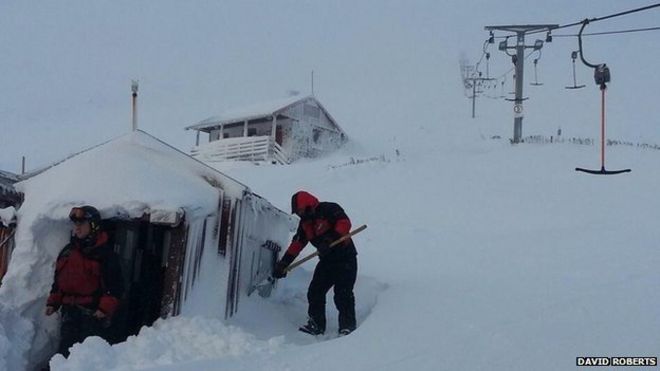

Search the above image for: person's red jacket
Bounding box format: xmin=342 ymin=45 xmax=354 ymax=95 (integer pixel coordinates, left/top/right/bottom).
xmin=47 ymin=231 xmax=124 ymax=317
xmin=285 ymin=191 xmax=356 ymax=262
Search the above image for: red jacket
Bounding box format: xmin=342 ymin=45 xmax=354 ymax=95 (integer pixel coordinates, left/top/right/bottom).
xmin=286 ymin=192 xmax=356 ymax=262
xmin=47 ymin=231 xmax=124 ymax=317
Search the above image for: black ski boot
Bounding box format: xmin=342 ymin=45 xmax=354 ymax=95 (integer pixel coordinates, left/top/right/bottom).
xmin=298 ymin=319 xmax=324 ymax=336
xmin=338 ymin=328 xmax=353 ymax=337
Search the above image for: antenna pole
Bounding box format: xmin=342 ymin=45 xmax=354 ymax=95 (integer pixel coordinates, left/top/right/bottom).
xmin=131 ymin=80 xmax=139 ymax=131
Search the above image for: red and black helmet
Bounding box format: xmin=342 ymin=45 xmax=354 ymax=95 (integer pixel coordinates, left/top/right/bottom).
xmin=69 ymin=205 xmax=101 ymax=232
xmin=291 ymin=191 xmax=319 ymax=217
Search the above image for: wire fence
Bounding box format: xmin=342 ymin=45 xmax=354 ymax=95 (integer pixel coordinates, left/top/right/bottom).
xmin=504 ymin=135 xmax=660 ymax=152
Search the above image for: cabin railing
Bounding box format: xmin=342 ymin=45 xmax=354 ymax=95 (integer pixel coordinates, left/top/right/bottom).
xmin=191 ymin=136 xmax=290 ymax=164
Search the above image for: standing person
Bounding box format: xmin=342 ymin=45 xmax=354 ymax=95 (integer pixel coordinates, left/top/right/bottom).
xmin=273 ymin=191 xmax=358 ymax=336
xmin=45 ymin=206 xmax=124 ymax=357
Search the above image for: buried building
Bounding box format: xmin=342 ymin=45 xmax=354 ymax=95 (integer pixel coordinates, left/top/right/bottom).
xmin=0 ymin=130 xmax=294 ymax=371
xmin=186 ymin=95 xmax=348 ymax=164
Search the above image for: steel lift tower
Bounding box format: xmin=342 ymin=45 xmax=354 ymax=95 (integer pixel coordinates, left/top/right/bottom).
xmin=485 ymin=24 xmax=558 ymax=143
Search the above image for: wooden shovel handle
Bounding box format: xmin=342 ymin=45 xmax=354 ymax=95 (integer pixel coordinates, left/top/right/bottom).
xmin=284 ymin=224 xmax=367 ymax=272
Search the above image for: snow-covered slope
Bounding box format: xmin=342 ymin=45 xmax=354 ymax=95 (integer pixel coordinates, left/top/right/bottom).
xmin=48 ymin=121 xmax=660 ymax=370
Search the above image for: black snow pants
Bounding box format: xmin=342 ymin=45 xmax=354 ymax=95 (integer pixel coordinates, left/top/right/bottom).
xmin=307 ymin=254 xmax=357 ymax=332
xmin=58 ymin=305 xmax=108 ymax=357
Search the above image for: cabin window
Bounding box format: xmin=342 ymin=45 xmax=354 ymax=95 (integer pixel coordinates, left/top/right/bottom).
xmin=313 ymin=128 xmax=321 ymax=143
xmin=248 ymin=128 xmax=257 ymax=137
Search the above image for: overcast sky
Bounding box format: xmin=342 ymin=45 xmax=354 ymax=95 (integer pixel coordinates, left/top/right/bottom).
xmin=1 ymin=0 xmax=658 ymax=173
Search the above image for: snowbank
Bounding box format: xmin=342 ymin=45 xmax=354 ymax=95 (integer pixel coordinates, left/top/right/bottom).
xmin=50 ymin=256 xmax=387 ymax=370
xmin=4 ymin=124 xmax=660 ymax=371
xmin=0 ymin=207 xmax=16 ymax=227
xmin=50 ymin=316 xmax=284 ymax=371
xmin=130 ymin=137 xmax=660 ymax=371
xmin=0 ymin=131 xmax=250 ymax=370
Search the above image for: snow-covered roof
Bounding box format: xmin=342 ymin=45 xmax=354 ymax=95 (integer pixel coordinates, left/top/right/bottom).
xmin=0 ymin=170 xmax=20 ymax=200
xmin=0 ymin=170 xmax=18 ymax=183
xmin=0 ymin=206 xmax=16 ymax=227
xmin=15 ymin=130 xmax=250 ymax=222
xmin=186 ymin=95 xmax=343 ymax=134
xmin=186 ymin=95 xmax=305 ymax=131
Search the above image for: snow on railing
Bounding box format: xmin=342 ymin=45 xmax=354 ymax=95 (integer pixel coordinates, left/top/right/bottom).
xmin=271 ymin=141 xmax=290 ymax=165
xmin=191 ymin=136 xmax=290 ymax=164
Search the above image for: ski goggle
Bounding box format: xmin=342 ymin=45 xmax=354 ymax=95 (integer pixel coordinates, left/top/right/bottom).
xmin=69 ymin=207 xmax=91 ymax=223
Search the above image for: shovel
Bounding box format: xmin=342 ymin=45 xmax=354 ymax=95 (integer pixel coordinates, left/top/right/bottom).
xmin=251 ymin=224 xmax=367 ymax=297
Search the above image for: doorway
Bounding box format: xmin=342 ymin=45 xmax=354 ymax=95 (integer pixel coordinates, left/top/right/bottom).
xmin=103 ymin=220 xmax=172 ymax=343
xmin=275 ymin=126 xmax=283 ymax=145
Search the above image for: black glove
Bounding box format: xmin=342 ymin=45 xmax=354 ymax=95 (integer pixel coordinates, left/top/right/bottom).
xmin=273 ymin=253 xmax=295 ymax=279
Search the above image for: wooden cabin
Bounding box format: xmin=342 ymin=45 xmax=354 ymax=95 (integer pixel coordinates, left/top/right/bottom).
xmin=186 ymin=95 xmax=347 ymax=164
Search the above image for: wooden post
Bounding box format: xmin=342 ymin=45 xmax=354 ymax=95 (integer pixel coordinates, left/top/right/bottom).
xmin=21 ymin=156 xmax=25 ymax=175
xmin=271 ymin=115 xmax=277 ymax=139
xmin=195 ymin=131 xmax=200 ymax=146
xmin=160 ymin=223 xmax=188 ymax=318
xmin=219 ymin=124 xmax=224 ymax=141
xmin=243 ymin=120 xmax=248 ymax=137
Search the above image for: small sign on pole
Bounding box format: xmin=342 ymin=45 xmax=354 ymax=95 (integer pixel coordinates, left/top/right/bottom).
xmin=513 ymin=104 xmax=523 ymax=118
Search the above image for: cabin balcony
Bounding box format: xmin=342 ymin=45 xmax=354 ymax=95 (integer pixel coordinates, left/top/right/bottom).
xmin=191 ymin=135 xmax=290 ymax=164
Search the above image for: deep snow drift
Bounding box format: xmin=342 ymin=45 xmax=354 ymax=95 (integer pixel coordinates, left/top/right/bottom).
xmin=0 ymin=131 xmax=256 ymax=371
xmin=42 ymin=122 xmax=660 ymax=370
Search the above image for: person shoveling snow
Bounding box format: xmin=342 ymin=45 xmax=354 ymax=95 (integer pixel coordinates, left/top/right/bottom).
xmin=272 ymin=191 xmax=361 ymax=337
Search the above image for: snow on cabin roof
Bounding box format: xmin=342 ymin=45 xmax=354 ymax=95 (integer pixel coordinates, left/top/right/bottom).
xmin=15 ymin=130 xmax=250 ymax=222
xmin=0 ymin=170 xmax=18 ymax=183
xmin=186 ymin=95 xmax=320 ymax=131
xmin=0 ymin=170 xmax=20 ymax=199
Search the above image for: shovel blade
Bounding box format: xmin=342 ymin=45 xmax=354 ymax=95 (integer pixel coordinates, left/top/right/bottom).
xmin=248 ymin=275 xmax=276 ymax=297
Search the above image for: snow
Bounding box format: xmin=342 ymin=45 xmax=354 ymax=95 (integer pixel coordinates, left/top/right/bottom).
xmin=49 ymin=317 xmax=285 ymax=371
xmin=0 ymin=171 xmax=18 ymax=184
xmin=0 ymin=207 xmax=16 ymax=227
xmin=0 ymin=130 xmax=256 ymax=370
xmin=39 ymin=121 xmax=660 ymax=370
xmin=0 ymin=171 xmax=19 ymax=200
xmin=2 ymin=2 xmax=659 ymax=370
xmin=186 ymin=95 xmax=307 ymax=130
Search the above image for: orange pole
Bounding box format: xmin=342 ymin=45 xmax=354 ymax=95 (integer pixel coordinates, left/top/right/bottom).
xmin=600 ymin=86 xmax=606 ymax=170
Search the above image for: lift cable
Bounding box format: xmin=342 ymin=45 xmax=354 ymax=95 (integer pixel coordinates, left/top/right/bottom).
xmin=551 ymin=25 xmax=660 ymax=38
xmin=525 ymin=3 xmax=660 ymax=37
xmin=478 ymin=3 xmax=660 ymax=96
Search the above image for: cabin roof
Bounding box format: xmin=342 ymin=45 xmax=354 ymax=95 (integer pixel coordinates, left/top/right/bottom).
xmin=186 ymin=95 xmax=344 ymax=134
